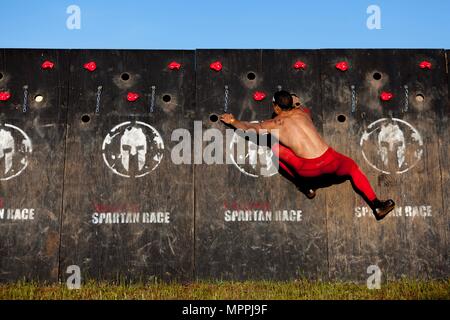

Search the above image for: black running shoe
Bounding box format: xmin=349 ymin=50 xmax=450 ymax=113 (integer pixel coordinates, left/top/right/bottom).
xmin=372 ymin=199 xmax=395 ymax=221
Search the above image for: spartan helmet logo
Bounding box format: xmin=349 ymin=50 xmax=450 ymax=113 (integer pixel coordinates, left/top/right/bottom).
xmin=0 ymin=129 xmax=15 ymax=174
xmin=0 ymin=124 xmax=32 ymax=181
xmin=377 ymin=123 xmax=406 ymax=169
xmin=102 ymin=121 xmax=164 ymax=178
xmin=120 ymin=127 xmax=147 ymax=172
xmin=361 ymin=118 xmax=423 ymax=175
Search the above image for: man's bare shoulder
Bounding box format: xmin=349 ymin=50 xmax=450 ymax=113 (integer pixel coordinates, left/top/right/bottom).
xmin=289 ymin=107 xmax=312 ymax=120
xmin=261 ymin=115 xmax=284 ymax=126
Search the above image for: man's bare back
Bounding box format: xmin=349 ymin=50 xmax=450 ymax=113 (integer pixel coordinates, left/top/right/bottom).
xmin=268 ymin=108 xmax=329 ymax=159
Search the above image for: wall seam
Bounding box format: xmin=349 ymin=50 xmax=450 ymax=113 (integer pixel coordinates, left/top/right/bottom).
xmin=192 ymin=49 xmax=197 ymax=280
xmin=56 ymin=49 xmax=72 ymax=283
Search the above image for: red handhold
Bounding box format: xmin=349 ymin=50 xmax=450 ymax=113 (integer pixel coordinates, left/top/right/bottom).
xmin=210 ymin=61 xmax=223 ymax=72
xmin=127 ymin=92 xmax=139 ymax=102
xmin=41 ymin=60 xmax=55 ymax=70
xmin=168 ymin=61 xmax=181 ymax=70
xmin=335 ymin=61 xmax=349 ymax=71
xmin=84 ymin=61 xmax=97 ymax=72
xmin=380 ymin=91 xmax=393 ymax=101
xmin=294 ymin=60 xmax=307 ymax=70
xmin=253 ymin=91 xmax=266 ymax=101
xmin=419 ymin=61 xmax=432 ymax=70
xmin=0 ymin=91 xmax=11 ymax=101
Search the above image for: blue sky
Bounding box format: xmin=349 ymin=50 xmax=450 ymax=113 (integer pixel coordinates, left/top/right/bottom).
xmin=1 ymin=0 xmax=449 ymax=49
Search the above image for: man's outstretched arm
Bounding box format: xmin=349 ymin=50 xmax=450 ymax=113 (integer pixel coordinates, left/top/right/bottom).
xmin=220 ymin=113 xmax=281 ymax=134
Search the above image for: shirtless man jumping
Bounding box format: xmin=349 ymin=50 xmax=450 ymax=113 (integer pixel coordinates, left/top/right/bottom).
xmin=220 ymin=90 xmax=395 ymax=221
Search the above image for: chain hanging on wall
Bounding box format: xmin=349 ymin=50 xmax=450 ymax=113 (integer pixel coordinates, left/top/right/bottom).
xmin=350 ymin=85 xmax=357 ymax=113
xmin=22 ymin=85 xmax=28 ymax=113
xmin=149 ymin=85 xmax=156 ymax=113
xmin=95 ymin=85 xmax=102 ymax=114
xmin=403 ymin=85 xmax=409 ymax=113
xmin=223 ymin=85 xmax=229 ymax=113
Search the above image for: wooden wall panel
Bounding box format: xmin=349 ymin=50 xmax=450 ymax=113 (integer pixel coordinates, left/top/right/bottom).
xmin=194 ymin=50 xmax=328 ymax=280
xmin=0 ymin=49 xmax=68 ymax=281
xmin=59 ymin=50 xmax=195 ymax=281
xmin=321 ymin=49 xmax=448 ymax=280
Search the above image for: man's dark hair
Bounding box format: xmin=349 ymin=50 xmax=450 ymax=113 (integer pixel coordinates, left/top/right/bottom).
xmin=273 ymin=90 xmax=293 ymax=110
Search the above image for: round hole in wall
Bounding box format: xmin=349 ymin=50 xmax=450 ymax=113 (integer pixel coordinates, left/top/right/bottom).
xmin=34 ymin=94 xmax=44 ymax=103
xmin=0 ymin=72 xmax=3 ymax=80
xmin=373 ymin=72 xmax=382 ymax=80
xmin=121 ymin=72 xmax=130 ymax=81
xmin=163 ymin=94 xmax=171 ymax=102
xmin=81 ymin=114 xmax=91 ymax=123
xmin=247 ymin=72 xmax=256 ymax=80
xmin=337 ymin=114 xmax=346 ymax=123
xmin=209 ymin=114 xmax=219 ymax=122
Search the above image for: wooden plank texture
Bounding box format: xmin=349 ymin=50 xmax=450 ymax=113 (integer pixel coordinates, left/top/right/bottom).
xmin=321 ymin=49 xmax=448 ymax=280
xmin=0 ymin=48 xmax=448 ymax=282
xmin=194 ymin=49 xmax=328 ymax=280
xmin=0 ymin=49 xmax=68 ymax=281
xmin=59 ymin=50 xmax=195 ymax=281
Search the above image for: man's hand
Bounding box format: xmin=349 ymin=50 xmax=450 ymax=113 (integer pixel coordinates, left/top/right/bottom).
xmin=220 ymin=113 xmax=236 ymax=125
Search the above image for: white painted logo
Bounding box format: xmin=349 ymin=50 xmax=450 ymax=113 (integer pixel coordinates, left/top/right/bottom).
xmin=360 ymin=118 xmax=423 ymax=174
xmin=228 ymin=123 xmax=278 ymax=178
xmin=224 ymin=209 xmax=302 ymax=222
xmin=0 ymin=124 xmax=32 ymax=181
xmin=355 ymin=205 xmax=432 ymax=218
xmin=102 ymin=121 xmax=164 ymax=178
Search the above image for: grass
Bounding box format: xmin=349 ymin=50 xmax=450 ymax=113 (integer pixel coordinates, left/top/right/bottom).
xmin=0 ymin=279 xmax=448 ymax=300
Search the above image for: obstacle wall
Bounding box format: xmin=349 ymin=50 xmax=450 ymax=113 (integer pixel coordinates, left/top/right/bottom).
xmin=0 ymin=49 xmax=448 ymax=282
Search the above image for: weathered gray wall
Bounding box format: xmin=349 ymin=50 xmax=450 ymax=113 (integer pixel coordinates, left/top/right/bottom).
xmin=0 ymin=49 xmax=448 ymax=282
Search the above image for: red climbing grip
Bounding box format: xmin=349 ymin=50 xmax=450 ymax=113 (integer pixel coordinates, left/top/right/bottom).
xmin=127 ymin=92 xmax=139 ymax=102
xmin=0 ymin=91 xmax=11 ymax=101
xmin=293 ymin=61 xmax=307 ymax=70
xmin=380 ymin=91 xmax=393 ymax=101
xmin=84 ymin=61 xmax=97 ymax=72
xmin=253 ymin=91 xmax=266 ymax=101
xmin=419 ymin=61 xmax=432 ymax=70
xmin=210 ymin=61 xmax=223 ymax=72
xmin=168 ymin=61 xmax=181 ymax=70
xmin=41 ymin=60 xmax=55 ymax=70
xmin=335 ymin=61 xmax=349 ymax=71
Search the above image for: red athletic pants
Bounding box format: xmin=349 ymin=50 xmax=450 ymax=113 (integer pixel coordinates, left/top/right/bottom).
xmin=272 ymin=143 xmax=377 ymax=201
